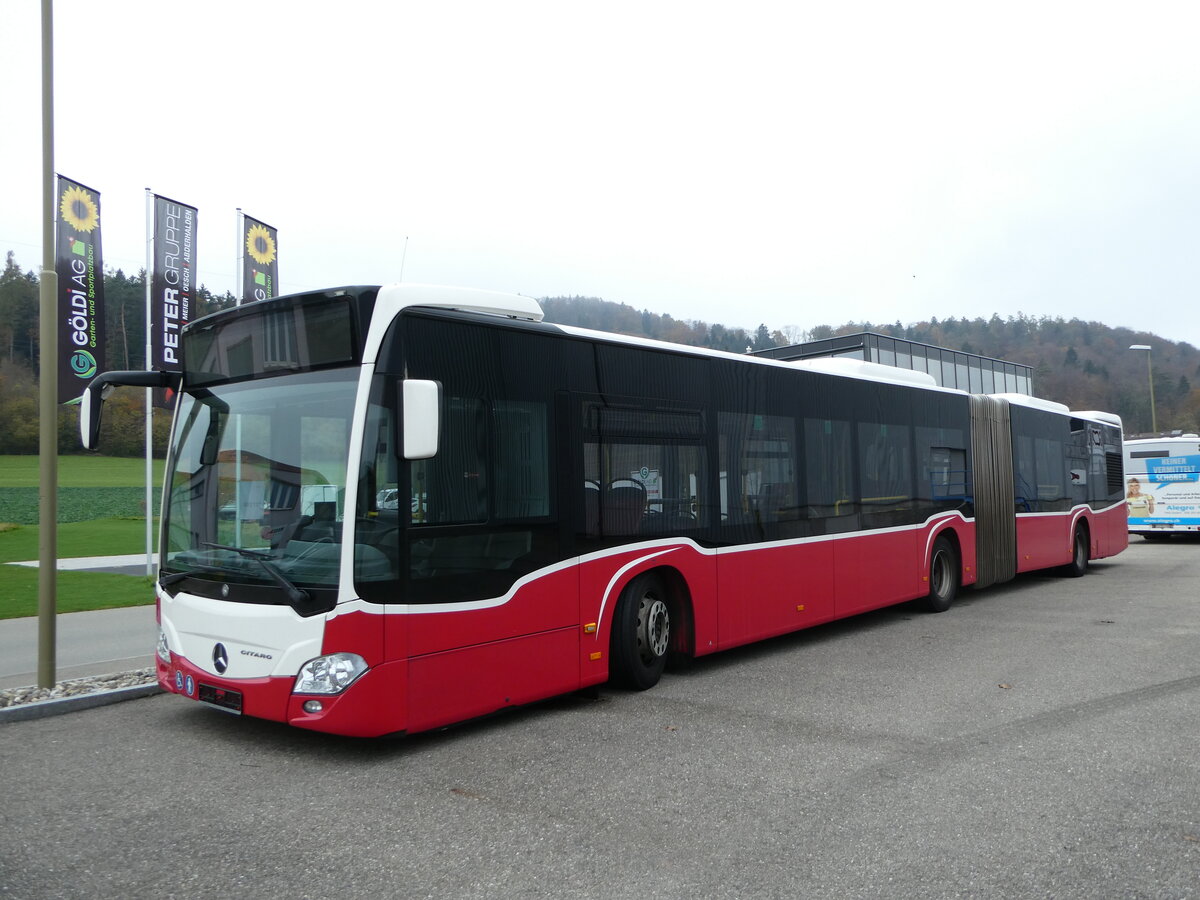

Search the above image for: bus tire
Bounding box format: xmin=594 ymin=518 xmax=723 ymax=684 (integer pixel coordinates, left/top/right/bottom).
xmin=1061 ymin=527 xmax=1089 ymax=577
xmin=610 ymin=572 xmax=671 ymax=691
xmin=921 ymin=536 xmax=959 ymax=613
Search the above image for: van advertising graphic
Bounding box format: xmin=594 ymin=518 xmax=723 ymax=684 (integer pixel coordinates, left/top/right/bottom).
xmin=1126 ymin=452 xmax=1200 ymax=529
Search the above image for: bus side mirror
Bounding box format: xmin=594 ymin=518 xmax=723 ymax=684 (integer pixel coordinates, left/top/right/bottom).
xmin=402 ymin=379 xmax=441 ymax=460
xmin=80 ymin=381 xmax=110 ymax=450
xmin=80 ymin=370 xmax=181 ymax=450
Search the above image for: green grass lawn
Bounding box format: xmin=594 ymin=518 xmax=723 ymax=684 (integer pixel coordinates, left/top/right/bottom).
xmin=0 ymin=518 xmax=159 ymax=564
xmin=0 ymin=566 xmax=156 ymax=618
xmin=0 ymin=454 xmax=165 ymax=525
xmin=0 ymin=454 xmax=165 ymax=488
xmin=0 ymin=455 xmax=164 ymax=618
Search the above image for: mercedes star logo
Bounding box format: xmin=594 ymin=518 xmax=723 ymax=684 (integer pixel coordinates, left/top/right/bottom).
xmin=213 ymin=642 xmax=229 ymax=674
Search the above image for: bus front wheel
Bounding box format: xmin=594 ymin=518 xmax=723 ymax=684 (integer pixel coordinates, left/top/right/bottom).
xmin=921 ymin=537 xmax=959 ymax=613
xmin=610 ymin=573 xmax=671 ymax=690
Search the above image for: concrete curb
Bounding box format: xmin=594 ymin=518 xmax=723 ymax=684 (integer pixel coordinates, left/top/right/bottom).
xmin=0 ymin=683 xmax=163 ymax=724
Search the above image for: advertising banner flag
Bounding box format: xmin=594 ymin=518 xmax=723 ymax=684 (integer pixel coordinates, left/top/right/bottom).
xmin=150 ymin=194 xmax=198 ymax=372
xmin=241 ymin=214 xmax=278 ymax=304
xmin=55 ymin=176 xmax=106 ymax=403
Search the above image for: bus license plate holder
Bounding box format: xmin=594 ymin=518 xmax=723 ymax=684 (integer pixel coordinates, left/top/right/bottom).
xmin=197 ymin=683 xmax=243 ymax=715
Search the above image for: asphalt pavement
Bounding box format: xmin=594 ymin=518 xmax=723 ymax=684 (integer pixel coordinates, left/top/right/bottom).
xmin=1 ymin=554 xmax=157 ymax=688
xmin=1 ymin=538 xmax=1198 ymax=898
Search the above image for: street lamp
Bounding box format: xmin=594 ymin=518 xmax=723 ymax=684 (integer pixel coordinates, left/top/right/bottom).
xmin=1129 ymin=344 xmax=1157 ymax=434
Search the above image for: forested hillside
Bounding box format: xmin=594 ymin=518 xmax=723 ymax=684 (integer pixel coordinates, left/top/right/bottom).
xmin=1 ymin=251 xmax=1195 ymax=455
xmin=540 ymin=296 xmax=1198 ymax=436
xmin=0 ymin=251 xmax=235 ymax=455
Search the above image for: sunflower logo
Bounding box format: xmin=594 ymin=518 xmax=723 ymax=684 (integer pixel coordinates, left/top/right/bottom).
xmin=60 ymin=185 xmax=99 ymax=233
xmin=245 ymin=223 xmax=277 ymax=265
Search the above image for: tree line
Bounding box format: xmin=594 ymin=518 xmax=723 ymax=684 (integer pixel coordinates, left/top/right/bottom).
xmin=539 ymin=297 xmax=1200 ymax=436
xmin=2 ymin=251 xmax=1197 ymax=456
xmin=0 ymin=250 xmax=236 ymax=456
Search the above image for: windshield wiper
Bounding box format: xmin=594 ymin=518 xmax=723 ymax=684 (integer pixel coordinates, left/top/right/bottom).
xmin=202 ymin=542 xmax=310 ymax=607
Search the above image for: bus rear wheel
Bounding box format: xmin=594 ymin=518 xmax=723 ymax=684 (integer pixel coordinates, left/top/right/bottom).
xmin=610 ymin=573 xmax=670 ymax=690
xmin=1061 ymin=527 xmax=1089 ymax=577
xmin=921 ymin=536 xmax=959 ymax=613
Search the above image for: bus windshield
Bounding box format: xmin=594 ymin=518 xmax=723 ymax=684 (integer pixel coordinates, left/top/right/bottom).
xmin=162 ymin=367 xmax=362 ymax=595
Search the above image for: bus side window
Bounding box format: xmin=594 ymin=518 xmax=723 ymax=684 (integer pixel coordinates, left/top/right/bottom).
xmin=355 ymin=391 xmax=402 ymax=588
xmin=602 ymin=479 xmax=648 ymax=534
xmin=492 ymin=400 xmax=550 ymax=519
xmin=412 ymin=397 xmax=488 ymax=525
xmin=915 ymin=426 xmax=967 ymax=509
xmin=583 ymin=480 xmax=601 ymax=535
xmin=582 ymin=402 xmax=706 ymax=537
xmin=804 ymin=418 xmax=854 ymax=519
xmin=1014 ymin=434 xmax=1036 ymax=512
xmin=719 ymin=412 xmax=798 ymax=528
xmin=1035 ymin=437 xmax=1067 ymax=506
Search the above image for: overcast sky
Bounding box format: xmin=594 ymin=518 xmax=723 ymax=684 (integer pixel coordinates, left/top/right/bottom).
xmin=3 ymin=1 xmax=1198 ymax=346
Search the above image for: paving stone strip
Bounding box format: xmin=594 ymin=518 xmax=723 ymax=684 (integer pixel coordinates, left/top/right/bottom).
xmin=0 ymin=668 xmax=157 ymax=709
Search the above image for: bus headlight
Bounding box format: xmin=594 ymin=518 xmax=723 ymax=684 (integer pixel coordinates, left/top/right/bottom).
xmin=295 ymin=653 xmax=367 ymax=695
xmin=156 ymin=629 xmax=171 ymax=664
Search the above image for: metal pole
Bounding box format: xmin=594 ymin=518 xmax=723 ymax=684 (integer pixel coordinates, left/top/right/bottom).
xmin=1130 ymin=345 xmax=1157 ymax=435
xmin=234 ymin=209 xmax=243 ymax=540
xmin=145 ymin=189 xmax=154 ymax=576
xmin=1147 ymin=350 xmax=1157 ymax=434
xmin=236 ymin=208 xmax=243 ymax=306
xmin=37 ymin=0 xmax=57 ymax=689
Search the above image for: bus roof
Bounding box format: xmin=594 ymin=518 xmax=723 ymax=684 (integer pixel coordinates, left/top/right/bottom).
xmin=364 ymin=283 xmax=1122 ymax=424
xmin=790 ymin=356 xmax=939 ymax=388
xmin=1125 ymin=434 xmax=1200 ymax=445
xmin=374 ymin=283 xmax=544 ymax=322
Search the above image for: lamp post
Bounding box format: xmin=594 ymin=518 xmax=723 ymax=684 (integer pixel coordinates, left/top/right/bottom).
xmin=1129 ymin=344 xmax=1157 ymax=434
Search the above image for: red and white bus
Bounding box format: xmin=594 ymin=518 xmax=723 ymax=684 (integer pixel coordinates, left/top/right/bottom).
xmin=81 ymin=284 xmax=1128 ymax=737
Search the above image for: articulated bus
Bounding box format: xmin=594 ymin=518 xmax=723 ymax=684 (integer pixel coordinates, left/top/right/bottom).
xmin=81 ymin=285 xmax=1128 ymax=737
xmin=1124 ymin=434 xmax=1200 ymax=538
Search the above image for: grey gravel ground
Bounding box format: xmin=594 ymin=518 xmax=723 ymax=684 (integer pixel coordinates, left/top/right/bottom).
xmin=0 ymin=667 xmax=156 ymax=708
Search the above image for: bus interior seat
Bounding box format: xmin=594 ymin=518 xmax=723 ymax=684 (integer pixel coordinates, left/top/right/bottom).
xmin=299 ymin=501 xmax=339 ymax=542
xmin=640 ymin=509 xmax=696 ymax=535
xmin=601 ymin=480 xmax=647 ymax=535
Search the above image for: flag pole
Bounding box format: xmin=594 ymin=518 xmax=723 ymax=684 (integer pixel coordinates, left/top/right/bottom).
xmin=236 ymin=208 xmax=243 ymax=306
xmin=234 ymin=209 xmax=243 ymax=542
xmin=37 ymin=0 xmax=58 ymax=689
xmin=144 ymin=189 xmax=154 ymax=576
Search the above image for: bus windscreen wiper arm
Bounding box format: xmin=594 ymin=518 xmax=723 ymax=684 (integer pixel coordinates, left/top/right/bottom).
xmin=202 ymin=542 xmax=310 ymax=607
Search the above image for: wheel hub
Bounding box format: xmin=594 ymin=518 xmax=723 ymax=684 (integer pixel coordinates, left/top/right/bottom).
xmin=932 ymin=552 xmax=949 ymax=595
xmin=638 ymin=597 xmax=670 ymax=661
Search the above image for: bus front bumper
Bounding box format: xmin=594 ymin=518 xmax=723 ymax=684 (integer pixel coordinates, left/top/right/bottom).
xmin=156 ymin=653 xmax=407 ymax=738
